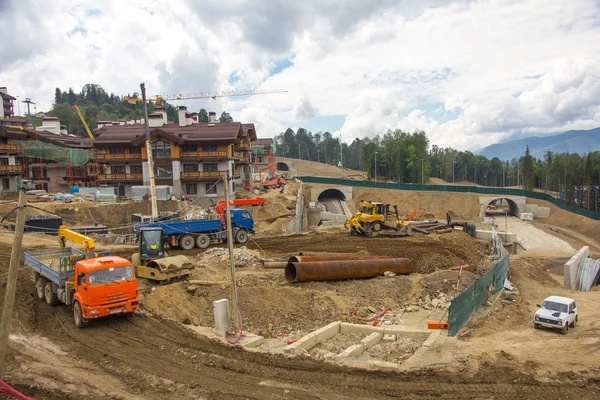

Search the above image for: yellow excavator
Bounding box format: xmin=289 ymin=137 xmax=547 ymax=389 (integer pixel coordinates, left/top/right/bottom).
xmin=344 ymin=201 xmax=412 ymax=237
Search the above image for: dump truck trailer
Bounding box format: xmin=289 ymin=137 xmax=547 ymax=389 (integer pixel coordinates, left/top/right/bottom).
xmin=24 ymin=248 xmax=139 ymax=328
xmin=135 ymin=208 xmax=255 ymax=250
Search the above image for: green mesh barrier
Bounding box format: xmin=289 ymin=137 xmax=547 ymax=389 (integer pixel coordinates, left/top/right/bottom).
xmin=16 ymin=140 xmax=91 ymax=166
xmin=252 ymin=145 xmax=265 ymax=155
xmin=448 ymin=253 xmax=510 ymax=336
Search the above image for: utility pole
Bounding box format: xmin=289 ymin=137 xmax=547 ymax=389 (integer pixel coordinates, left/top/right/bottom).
xmin=223 ymin=175 xmax=239 ymax=335
xmin=0 ymin=192 xmax=27 ymax=376
xmin=339 ymin=135 xmax=343 ymax=178
xmin=453 ymin=160 xmax=456 ymax=184
xmin=141 ymin=83 xmax=158 ymax=219
xmin=21 ymin=98 xmax=35 ymax=125
xmin=374 ymin=151 xmax=378 ymax=182
xmin=421 ymin=158 xmax=425 ymax=185
xmin=317 ymin=149 xmax=320 ymax=175
xmin=502 ymin=163 xmax=505 ymax=187
xmin=517 ymin=161 xmax=520 ymax=188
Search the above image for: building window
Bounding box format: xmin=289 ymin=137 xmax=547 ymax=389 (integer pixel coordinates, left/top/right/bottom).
xmin=258 ymin=157 xmax=263 ymax=163
xmin=183 ymin=144 xmax=196 ymax=152
xmin=206 ymin=182 xmax=217 ymax=195
xmin=186 ymin=184 xmax=197 ymax=195
xmin=203 ymin=163 xmax=218 ymax=172
xmin=130 ymin=165 xmax=143 ymax=174
xmin=154 ymin=165 xmax=173 ymax=178
xmin=110 ymin=146 xmax=125 ymax=154
xmin=0 ymin=158 xmax=8 ymax=166
xmin=0 ymin=138 xmax=7 ymax=144
xmin=111 ymin=166 xmax=126 ymax=174
xmin=2 ymin=178 xmax=8 ymax=189
xmin=152 ymin=140 xmax=171 ymax=159
xmin=202 ymin=144 xmax=217 ymax=152
xmin=183 ymin=164 xmax=198 ymax=172
xmin=129 ymin=146 xmax=141 ymax=154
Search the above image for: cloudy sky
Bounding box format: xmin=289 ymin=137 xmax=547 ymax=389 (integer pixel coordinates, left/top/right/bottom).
xmin=1 ymin=0 xmax=599 ymax=150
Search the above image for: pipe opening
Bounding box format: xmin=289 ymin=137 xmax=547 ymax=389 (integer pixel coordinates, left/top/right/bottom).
xmin=285 ymin=263 xmax=297 ymax=281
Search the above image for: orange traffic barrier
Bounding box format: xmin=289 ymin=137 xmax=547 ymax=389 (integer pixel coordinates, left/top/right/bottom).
xmin=428 ymin=321 xmax=448 ymax=329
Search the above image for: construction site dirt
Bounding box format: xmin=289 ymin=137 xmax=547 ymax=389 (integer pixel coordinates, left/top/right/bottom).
xmin=2 ymin=158 xmax=600 ymax=398
xmin=2 ymin=227 xmax=600 ymax=399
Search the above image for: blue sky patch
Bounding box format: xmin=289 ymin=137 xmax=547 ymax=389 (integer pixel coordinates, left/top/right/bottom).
xmin=270 ymin=58 xmax=293 ymax=76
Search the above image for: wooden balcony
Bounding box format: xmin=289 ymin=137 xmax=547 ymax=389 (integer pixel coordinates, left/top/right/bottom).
xmin=96 ymin=153 xmax=142 ymax=160
xmin=0 ymin=165 xmax=21 ymax=175
xmin=98 ymin=173 xmax=143 ymax=181
xmin=0 ymin=144 xmax=20 ymax=153
xmin=235 ymin=143 xmax=251 ymax=151
xmin=235 ymin=156 xmax=251 ymax=164
xmin=181 ymin=170 xmax=228 ymax=180
xmin=181 ymin=151 xmax=228 ymax=159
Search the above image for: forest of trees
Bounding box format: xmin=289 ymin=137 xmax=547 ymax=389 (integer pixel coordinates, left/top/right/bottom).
xmin=48 ymin=84 xmax=234 ymax=136
xmin=275 ymin=127 xmax=600 ymax=211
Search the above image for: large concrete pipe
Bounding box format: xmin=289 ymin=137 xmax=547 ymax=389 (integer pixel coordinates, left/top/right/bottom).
xmin=285 ymin=258 xmax=413 ymax=282
xmin=288 ymin=255 xmax=391 ymax=263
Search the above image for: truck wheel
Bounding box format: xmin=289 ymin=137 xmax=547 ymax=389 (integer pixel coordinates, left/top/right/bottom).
xmin=196 ymin=234 xmax=210 ymax=249
xmin=235 ymin=229 xmax=249 ymax=245
xmin=73 ymin=301 xmax=89 ymax=328
xmin=570 ymin=319 xmax=576 ymax=328
xmin=44 ymin=282 xmax=59 ymax=306
xmin=533 ymin=323 xmax=539 ymax=329
xmin=36 ymin=277 xmax=48 ymax=301
xmin=180 ymin=235 xmax=195 ymax=251
xmin=562 ymin=324 xmax=568 ymax=335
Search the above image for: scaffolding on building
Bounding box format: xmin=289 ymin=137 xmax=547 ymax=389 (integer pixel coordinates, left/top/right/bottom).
xmin=16 ymin=139 xmax=98 ymax=192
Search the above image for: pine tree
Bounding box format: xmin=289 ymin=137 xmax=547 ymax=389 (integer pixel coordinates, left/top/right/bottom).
xmin=522 ymin=145 xmax=535 ymax=190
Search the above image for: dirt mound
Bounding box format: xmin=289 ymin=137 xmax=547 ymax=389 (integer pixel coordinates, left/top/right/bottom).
xmin=347 ymin=186 xmax=482 ymax=219
xmin=545 ymin=209 xmax=600 ymax=241
xmin=510 ymin=256 xmax=561 ymax=286
xmin=421 ymin=270 xmax=478 ymax=296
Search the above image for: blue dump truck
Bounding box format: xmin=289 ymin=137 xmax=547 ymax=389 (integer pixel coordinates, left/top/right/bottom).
xmin=135 ymin=208 xmax=255 ymax=251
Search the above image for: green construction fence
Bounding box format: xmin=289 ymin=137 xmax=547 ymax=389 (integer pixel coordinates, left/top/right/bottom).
xmin=447 ymin=253 xmax=510 ymax=336
xmin=298 ymin=176 xmax=600 ymax=220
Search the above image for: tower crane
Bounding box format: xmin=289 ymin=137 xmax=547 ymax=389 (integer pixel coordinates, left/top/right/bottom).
xmin=123 ymin=89 xmax=287 ymax=106
xmin=71 ymin=104 xmax=94 ymax=139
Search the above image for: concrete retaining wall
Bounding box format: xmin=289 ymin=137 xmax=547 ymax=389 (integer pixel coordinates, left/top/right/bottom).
xmin=564 ymin=246 xmax=590 ymax=289
xmin=285 ymin=183 xmax=304 ymax=233
xmin=471 ymin=229 xmax=517 ymax=244
xmin=320 ymin=212 xmax=348 ymax=222
xmin=525 ymin=204 xmax=551 ymax=218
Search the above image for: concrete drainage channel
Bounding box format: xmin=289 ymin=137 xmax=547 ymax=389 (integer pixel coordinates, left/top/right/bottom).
xmin=185 ymin=321 xmax=441 ymax=371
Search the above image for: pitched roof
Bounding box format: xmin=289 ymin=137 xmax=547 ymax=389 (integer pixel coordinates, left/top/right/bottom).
xmin=96 ymin=122 xmax=245 ymax=146
xmin=242 ymin=123 xmax=257 ymax=141
xmin=255 ymin=138 xmax=274 ymax=147
xmin=22 ymin=128 xmax=94 ymax=149
xmin=0 ymin=126 xmax=27 ymax=140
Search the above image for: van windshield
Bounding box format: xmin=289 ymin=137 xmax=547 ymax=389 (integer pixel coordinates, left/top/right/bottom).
xmin=542 ymin=301 xmax=568 ymax=313
xmin=89 ymin=266 xmax=134 ymax=286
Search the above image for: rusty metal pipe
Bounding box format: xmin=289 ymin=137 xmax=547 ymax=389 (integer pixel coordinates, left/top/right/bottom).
xmin=288 ymin=255 xmax=391 ymax=263
xmin=262 ymin=261 xmax=289 ymax=269
xmin=285 ymin=258 xmax=413 ymax=282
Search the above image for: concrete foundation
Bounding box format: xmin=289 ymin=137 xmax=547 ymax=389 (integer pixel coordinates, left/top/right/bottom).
xmin=473 ymin=229 xmax=517 ymax=244
xmin=564 ymin=246 xmax=590 ymax=289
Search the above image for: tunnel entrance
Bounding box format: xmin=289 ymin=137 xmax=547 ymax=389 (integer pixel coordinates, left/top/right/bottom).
xmin=317 ymin=188 xmax=347 ymax=202
xmin=485 ymin=198 xmax=520 ymax=216
xmin=277 ymin=162 xmax=290 ymax=171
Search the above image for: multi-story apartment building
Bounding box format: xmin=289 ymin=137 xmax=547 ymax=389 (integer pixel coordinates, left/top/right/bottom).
xmin=252 ymin=138 xmax=276 ymax=173
xmin=93 ymin=106 xmax=256 ymax=204
xmin=0 ymin=124 xmax=25 ymax=192
xmin=0 ymin=87 xmax=16 ymax=118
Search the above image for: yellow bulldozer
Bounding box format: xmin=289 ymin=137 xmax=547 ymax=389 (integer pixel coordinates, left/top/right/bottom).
xmin=344 ymin=201 xmax=412 ymax=237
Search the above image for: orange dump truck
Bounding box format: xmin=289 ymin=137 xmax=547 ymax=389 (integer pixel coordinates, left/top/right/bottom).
xmin=24 ymin=248 xmax=139 ymax=328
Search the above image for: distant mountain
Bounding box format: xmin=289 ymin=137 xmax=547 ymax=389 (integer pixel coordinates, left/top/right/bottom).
xmin=477 ymin=127 xmax=600 ymax=160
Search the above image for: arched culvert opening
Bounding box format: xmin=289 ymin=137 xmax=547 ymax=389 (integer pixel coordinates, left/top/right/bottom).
xmin=277 ymin=162 xmax=290 ymax=171
xmin=318 ymin=189 xmax=347 ymax=215
xmin=317 ymin=188 xmax=346 ymax=202
xmin=486 ymin=198 xmax=519 ymax=216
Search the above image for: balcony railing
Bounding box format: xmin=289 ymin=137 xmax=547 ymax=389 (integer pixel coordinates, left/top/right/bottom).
xmin=181 ymin=151 xmax=228 ymax=158
xmin=235 ymin=143 xmax=251 ymax=151
xmin=0 ymin=144 xmax=19 ymax=152
xmin=235 ymin=157 xmax=250 ymax=163
xmin=96 ymin=153 xmax=142 ymax=160
xmin=0 ymin=165 xmax=20 ymax=173
xmin=98 ymin=173 xmax=143 ymax=180
xmin=181 ymin=170 xmax=228 ymax=179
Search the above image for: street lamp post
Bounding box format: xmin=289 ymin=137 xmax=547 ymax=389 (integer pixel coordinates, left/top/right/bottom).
xmin=374 ymin=151 xmax=378 ymax=182
xmin=317 ymin=149 xmax=320 ymax=175
xmin=502 ymin=163 xmax=505 ymax=187
xmin=421 ymin=158 xmax=424 ymax=185
xmin=452 ymin=160 xmax=456 ymax=184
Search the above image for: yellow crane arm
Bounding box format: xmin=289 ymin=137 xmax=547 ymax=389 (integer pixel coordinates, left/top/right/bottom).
xmin=58 ymin=225 xmax=96 ymax=259
xmin=71 ymin=104 xmax=94 ymax=139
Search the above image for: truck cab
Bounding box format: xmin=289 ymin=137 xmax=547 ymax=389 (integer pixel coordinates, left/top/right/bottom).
xmin=71 ymin=256 xmax=139 ymax=328
xmin=533 ymin=295 xmax=578 ymax=334
xmin=230 ymin=209 xmax=255 ymax=233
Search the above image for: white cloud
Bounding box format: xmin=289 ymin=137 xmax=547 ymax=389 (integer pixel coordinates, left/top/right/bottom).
xmin=1 ymin=0 xmax=599 ymax=150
